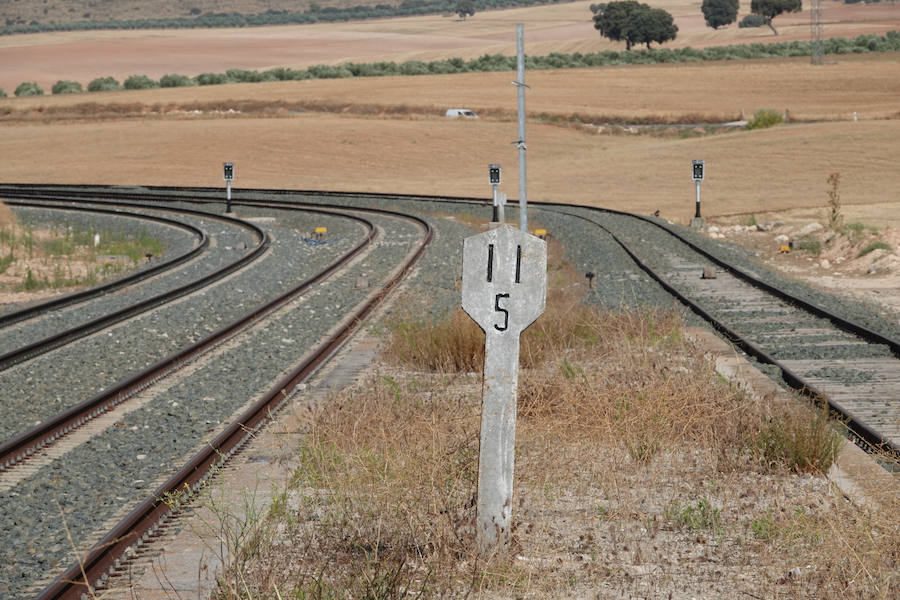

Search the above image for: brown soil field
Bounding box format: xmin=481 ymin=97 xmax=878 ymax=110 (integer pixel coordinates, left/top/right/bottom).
xmin=1 ymin=0 xmax=898 ymax=92
xmin=3 ymin=111 xmax=898 ymax=225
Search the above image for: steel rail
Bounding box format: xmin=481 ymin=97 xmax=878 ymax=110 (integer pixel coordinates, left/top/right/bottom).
xmin=0 ymin=196 xmax=268 ymax=371
xmin=0 ymin=200 xmax=207 ymax=328
xmin=35 ymin=200 xmax=432 ymax=600
xmin=0 ymin=205 xmax=372 ymax=472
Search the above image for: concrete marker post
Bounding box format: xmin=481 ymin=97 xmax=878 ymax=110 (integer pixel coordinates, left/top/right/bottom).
xmin=461 ymin=224 xmax=547 ymax=553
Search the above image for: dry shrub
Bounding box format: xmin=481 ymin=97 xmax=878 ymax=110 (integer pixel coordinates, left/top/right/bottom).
xmin=385 ymin=307 xmax=484 ymax=372
xmin=221 ymin=377 xmax=482 ymax=598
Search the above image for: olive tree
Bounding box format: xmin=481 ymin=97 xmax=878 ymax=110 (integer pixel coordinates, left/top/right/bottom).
xmin=751 ymin=0 xmax=802 ymax=34
xmin=456 ymin=0 xmax=475 ymax=19
xmin=701 ymin=0 xmax=739 ymax=29
xmin=593 ymin=1 xmax=678 ymax=50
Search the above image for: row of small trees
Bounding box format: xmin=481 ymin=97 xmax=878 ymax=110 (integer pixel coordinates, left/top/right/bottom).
xmin=591 ymin=0 xmax=804 ymax=50
xmin=4 ymin=31 xmax=898 ymax=97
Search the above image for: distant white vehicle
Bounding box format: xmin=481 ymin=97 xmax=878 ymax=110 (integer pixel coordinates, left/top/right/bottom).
xmin=445 ymin=108 xmax=479 ymax=119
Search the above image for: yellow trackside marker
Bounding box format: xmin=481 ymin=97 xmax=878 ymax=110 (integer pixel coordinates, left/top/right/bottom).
xmin=314 ymin=227 xmax=327 ymax=234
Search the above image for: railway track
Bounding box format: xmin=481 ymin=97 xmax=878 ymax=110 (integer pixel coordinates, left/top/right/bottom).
xmin=0 ymin=187 xmax=433 ymax=599
xmin=0 ymin=184 xmax=896 ymax=599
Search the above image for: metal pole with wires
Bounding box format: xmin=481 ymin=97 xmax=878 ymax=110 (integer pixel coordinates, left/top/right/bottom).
xmin=513 ymin=24 xmax=530 ymax=233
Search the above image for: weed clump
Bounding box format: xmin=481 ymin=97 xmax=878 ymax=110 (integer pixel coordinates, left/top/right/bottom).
xmin=857 ymin=240 xmax=891 ymax=258
xmin=746 ymin=108 xmax=785 ymax=130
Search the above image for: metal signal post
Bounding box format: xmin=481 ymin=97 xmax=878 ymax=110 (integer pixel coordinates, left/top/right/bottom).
xmin=692 ymin=160 xmax=705 ymax=219
xmin=490 ymin=164 xmax=502 ymax=223
xmin=223 ymin=162 xmax=235 ymax=214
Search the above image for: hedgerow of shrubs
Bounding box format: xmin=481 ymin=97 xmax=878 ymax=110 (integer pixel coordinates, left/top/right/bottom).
xmin=14 ymin=82 xmax=43 ymax=97
xmin=5 ymin=31 xmax=899 ymax=102
xmin=51 ymin=80 xmax=83 ymax=95
xmin=87 ymin=76 xmax=121 ymax=92
xmin=0 ymin=0 xmax=554 ymax=36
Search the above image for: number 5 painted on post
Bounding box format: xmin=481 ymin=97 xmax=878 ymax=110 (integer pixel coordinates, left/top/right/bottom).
xmin=494 ymin=293 xmax=509 ymax=331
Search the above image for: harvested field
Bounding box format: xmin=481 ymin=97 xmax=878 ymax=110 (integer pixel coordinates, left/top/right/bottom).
xmin=6 ymin=53 xmax=900 ymax=122
xmin=3 ymin=114 xmax=899 ymax=225
xmin=0 ymin=0 xmax=898 ymax=91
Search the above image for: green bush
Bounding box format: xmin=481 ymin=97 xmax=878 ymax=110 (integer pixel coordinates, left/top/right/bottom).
xmin=399 ymin=60 xmax=430 ymax=75
xmin=0 ymin=88 xmax=6 ymax=98
xmin=87 ymin=76 xmax=121 ymax=92
xmin=746 ymin=108 xmax=785 ymax=130
xmin=14 ymin=82 xmax=44 ymax=96
xmin=159 ymin=73 xmax=195 ymax=87
xmin=195 ymin=72 xmax=230 ymax=85
xmin=738 ymin=14 xmax=767 ymax=28
xmin=793 ymin=235 xmax=822 ymax=255
xmin=306 ymin=64 xmax=354 ymax=79
xmin=225 ymin=68 xmax=274 ymax=83
xmin=264 ymin=67 xmax=308 ymax=81
xmin=51 ymin=80 xmax=84 ymax=95
xmin=123 ymin=75 xmax=158 ymax=89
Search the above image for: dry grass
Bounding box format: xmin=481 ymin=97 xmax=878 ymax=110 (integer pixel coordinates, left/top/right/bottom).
xmin=0 ymin=201 xmax=14 ymax=229
xmin=208 ymin=255 xmax=897 ymax=598
xmin=212 ymin=302 xmax=899 ymax=599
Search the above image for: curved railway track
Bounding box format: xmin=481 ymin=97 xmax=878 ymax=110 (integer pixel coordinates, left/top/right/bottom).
xmin=0 ymin=187 xmax=433 ymax=599
xmin=0 ymin=183 xmax=896 ymax=599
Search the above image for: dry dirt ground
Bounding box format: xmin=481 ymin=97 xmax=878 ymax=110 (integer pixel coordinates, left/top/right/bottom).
xmin=0 ymin=0 xmax=899 ymax=91
xmin=705 ymin=211 xmax=900 ymax=320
